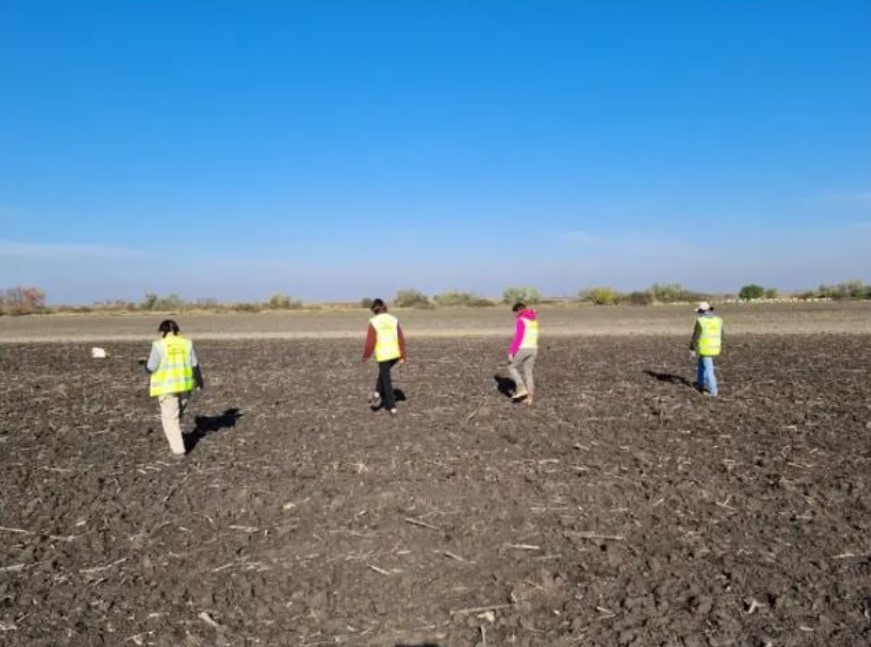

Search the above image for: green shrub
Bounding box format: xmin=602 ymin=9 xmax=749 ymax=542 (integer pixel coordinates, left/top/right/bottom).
xmin=818 ymin=279 xmax=867 ymax=300
xmin=738 ymin=284 xmax=765 ymax=300
xmin=268 ymin=293 xmax=302 ymax=309
xmin=578 ymin=287 xmax=618 ymax=305
xmin=764 ymin=288 xmax=779 ymax=299
xmin=141 ymin=293 xmax=159 ymax=310
xmin=624 ymin=290 xmax=654 ymax=306
xmin=232 ymin=302 xmax=261 ymax=313
xmin=433 ymin=291 xmax=494 ymax=307
xmin=648 ymin=283 xmax=687 ymax=303
xmin=502 ymin=286 xmax=542 ymax=305
xmin=394 ymin=289 xmax=432 ymax=308
xmin=140 ymin=293 xmax=186 ymax=311
xmin=360 ymin=297 xmax=374 ymax=309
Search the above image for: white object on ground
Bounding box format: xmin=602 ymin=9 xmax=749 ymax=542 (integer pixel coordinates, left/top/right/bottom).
xmin=91 ymin=347 xmax=108 ymax=359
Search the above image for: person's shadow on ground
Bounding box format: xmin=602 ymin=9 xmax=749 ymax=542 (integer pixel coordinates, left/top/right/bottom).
xmin=643 ymin=370 xmax=694 ymax=390
xmin=493 ymin=374 xmax=516 ymax=399
xmin=186 ymin=407 xmax=243 ymax=452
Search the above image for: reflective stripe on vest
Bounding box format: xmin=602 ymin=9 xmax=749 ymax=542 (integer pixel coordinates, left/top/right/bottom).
xmin=370 ymin=313 xmax=401 ymax=361
xmin=697 ymin=316 xmax=723 ymax=357
xmin=520 ymin=319 xmax=539 ymax=349
xmin=149 ymin=336 xmax=194 ymax=396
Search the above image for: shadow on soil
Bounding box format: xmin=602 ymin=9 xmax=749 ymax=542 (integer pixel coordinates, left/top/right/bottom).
xmin=493 ymin=374 xmax=516 ymax=399
xmin=643 ymin=369 xmax=694 ymax=390
xmin=187 ymin=407 xmax=243 ymax=452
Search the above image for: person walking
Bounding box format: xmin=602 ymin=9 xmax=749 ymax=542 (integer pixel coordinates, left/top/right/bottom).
xmin=145 ymin=319 xmax=204 ymax=456
xmin=507 ymin=302 xmax=539 ymax=405
xmin=362 ymin=299 xmax=406 ymax=415
xmin=689 ymin=302 xmax=723 ymax=396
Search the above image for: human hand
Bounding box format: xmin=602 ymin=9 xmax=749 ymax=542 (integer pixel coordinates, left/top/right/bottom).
xmin=399 ymin=358 xmax=406 ymax=365
xmin=689 ymin=350 xmax=696 ymax=360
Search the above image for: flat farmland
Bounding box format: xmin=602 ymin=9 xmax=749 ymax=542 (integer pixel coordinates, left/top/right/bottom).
xmin=1 ymin=301 xmax=870 ymax=342
xmin=0 ymin=304 xmax=869 ymax=646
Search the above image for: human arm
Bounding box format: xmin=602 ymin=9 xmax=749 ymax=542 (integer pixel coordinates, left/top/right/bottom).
xmin=190 ymin=345 xmax=204 ymax=389
xmin=689 ymin=320 xmax=701 ymax=351
xmin=508 ymin=318 xmax=526 ymax=358
xmin=145 ymin=342 xmax=161 ymax=374
xmin=398 ymin=324 xmax=407 ymax=362
xmin=362 ymin=324 xmax=377 ymax=361
xmin=192 ymin=365 xmax=205 ymax=390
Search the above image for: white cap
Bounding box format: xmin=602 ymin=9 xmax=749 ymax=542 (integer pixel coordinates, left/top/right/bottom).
xmin=696 ymin=301 xmax=711 ymax=312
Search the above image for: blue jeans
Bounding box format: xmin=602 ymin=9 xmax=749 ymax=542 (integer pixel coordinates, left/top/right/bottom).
xmin=697 ymin=356 xmax=718 ymax=396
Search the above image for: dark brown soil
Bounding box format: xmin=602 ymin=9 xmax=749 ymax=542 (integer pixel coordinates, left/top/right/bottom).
xmin=1 ymin=336 xmax=869 ymax=646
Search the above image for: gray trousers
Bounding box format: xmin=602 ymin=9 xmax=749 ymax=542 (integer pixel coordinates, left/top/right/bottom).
xmin=508 ymin=349 xmax=537 ymax=395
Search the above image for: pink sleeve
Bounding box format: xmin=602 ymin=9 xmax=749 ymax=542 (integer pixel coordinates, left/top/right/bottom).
xmin=509 ymin=318 xmax=526 ymax=355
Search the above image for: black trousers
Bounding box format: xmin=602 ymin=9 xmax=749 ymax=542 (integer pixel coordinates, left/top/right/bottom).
xmin=375 ymin=359 xmax=399 ymax=410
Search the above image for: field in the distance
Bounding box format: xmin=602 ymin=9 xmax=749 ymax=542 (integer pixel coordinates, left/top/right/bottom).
xmin=0 ymin=303 xmax=869 ymax=646
xmin=1 ymin=300 xmax=871 ymax=342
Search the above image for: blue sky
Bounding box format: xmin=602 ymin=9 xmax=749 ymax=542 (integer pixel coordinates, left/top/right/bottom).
xmin=1 ymin=0 xmax=869 ymax=303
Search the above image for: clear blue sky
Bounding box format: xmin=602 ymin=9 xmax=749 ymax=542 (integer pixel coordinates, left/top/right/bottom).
xmin=1 ymin=0 xmax=869 ymax=303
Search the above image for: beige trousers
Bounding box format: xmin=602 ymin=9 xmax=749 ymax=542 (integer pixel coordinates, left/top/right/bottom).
xmin=158 ymin=393 xmax=189 ymax=455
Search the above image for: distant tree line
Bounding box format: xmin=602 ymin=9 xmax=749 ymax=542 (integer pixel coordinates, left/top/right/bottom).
xmin=735 ymin=280 xmax=871 ymax=301
xmin=577 ymin=280 xmax=871 ymax=305
xmin=138 ymin=292 xmax=303 ymax=312
xmin=800 ymin=280 xmax=871 ymax=301
xmin=577 ymin=283 xmax=710 ymax=306
xmin=3 ymin=279 xmax=870 ymax=315
xmin=363 ymin=287 xmax=543 ymax=309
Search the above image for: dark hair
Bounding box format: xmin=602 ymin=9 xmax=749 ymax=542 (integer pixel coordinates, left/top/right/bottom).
xmin=512 ymin=302 xmax=525 ymax=313
xmin=158 ymin=319 xmax=180 ymax=336
xmin=370 ymin=298 xmax=387 ymax=314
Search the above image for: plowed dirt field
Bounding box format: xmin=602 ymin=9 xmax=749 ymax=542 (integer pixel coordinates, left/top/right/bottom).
xmin=1 ymin=327 xmax=869 ymax=646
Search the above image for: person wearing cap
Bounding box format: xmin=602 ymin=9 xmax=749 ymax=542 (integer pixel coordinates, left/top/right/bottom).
xmin=144 ymin=319 xmax=204 ymax=456
xmin=689 ymin=302 xmax=723 ymax=396
xmin=362 ymin=299 xmax=406 ymax=414
xmin=507 ymin=302 xmax=539 ymax=405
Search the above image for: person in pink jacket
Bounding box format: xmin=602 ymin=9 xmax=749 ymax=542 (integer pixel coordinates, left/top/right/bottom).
xmin=507 ymin=302 xmax=539 ymax=405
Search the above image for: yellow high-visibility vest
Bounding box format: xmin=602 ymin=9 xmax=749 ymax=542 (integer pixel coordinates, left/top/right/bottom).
xmin=520 ymin=319 xmax=539 ymax=349
xmin=370 ymin=313 xmax=401 ymax=362
xmin=149 ymin=335 xmax=195 ymax=396
xmin=697 ymin=316 xmax=723 ymax=357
